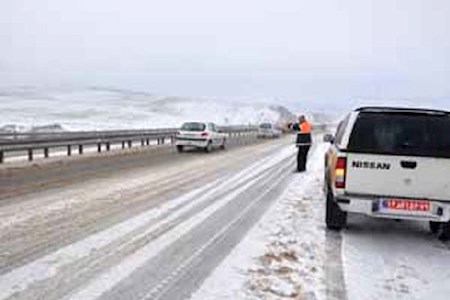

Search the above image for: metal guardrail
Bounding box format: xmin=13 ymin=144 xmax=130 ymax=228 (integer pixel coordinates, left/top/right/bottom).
xmin=0 ymin=126 xmax=258 ymax=163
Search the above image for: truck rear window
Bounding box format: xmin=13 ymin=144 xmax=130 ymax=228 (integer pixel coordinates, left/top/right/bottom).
xmin=348 ymin=112 xmax=450 ymax=158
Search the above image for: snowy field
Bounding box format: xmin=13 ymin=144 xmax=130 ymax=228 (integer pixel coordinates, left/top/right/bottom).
xmin=0 ymin=87 xmax=297 ymax=132
xmin=1 ymin=87 xmax=445 ymax=134
xmin=191 ymin=142 xmax=450 ymax=300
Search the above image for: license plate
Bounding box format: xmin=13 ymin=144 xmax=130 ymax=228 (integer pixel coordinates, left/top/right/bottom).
xmin=381 ymin=199 xmax=430 ymax=212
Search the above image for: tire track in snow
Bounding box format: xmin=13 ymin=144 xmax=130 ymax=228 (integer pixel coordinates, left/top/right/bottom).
xmin=189 ymin=142 xmax=348 ymax=300
xmin=0 ymin=140 xmax=285 ymax=274
xmin=0 ymin=140 xmax=282 ymax=230
xmin=44 ymin=156 xmax=286 ymax=300
xmin=64 ymin=147 xmax=296 ymax=300
xmin=140 ymin=157 xmax=295 ymax=300
xmin=0 ymin=144 xmax=295 ymax=300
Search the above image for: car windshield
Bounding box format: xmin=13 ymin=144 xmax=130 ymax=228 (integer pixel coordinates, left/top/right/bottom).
xmin=181 ymin=122 xmax=206 ymax=131
xmin=348 ymin=112 xmax=450 ymax=158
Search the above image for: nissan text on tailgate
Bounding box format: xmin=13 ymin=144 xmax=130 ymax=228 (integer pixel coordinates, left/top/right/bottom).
xmin=324 ymin=107 xmax=450 ymax=240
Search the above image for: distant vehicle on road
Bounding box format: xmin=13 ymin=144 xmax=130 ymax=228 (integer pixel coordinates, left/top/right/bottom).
xmin=257 ymin=123 xmax=281 ymax=139
xmin=324 ymin=107 xmax=450 ymax=240
xmin=176 ymin=122 xmax=227 ymax=153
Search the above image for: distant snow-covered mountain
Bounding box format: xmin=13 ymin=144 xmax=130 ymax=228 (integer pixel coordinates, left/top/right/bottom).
xmin=0 ymin=87 xmax=297 ymax=132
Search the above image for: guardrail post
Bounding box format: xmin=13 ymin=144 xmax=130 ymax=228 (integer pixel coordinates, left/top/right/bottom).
xmin=0 ymin=151 xmax=3 ymax=163
xmin=44 ymin=148 xmax=49 ymax=158
xmin=128 ymin=140 xmax=132 ymax=148
xmin=106 ymin=142 xmax=111 ymax=151
xmin=162 ymin=138 xmax=165 ymax=145
xmin=79 ymin=145 xmax=83 ymax=155
xmin=28 ymin=149 xmax=33 ymax=161
xmin=141 ymin=139 xmax=145 ymax=146
xmin=146 ymin=139 xmax=150 ymax=145
xmin=97 ymin=143 xmax=102 ymax=153
xmin=68 ymin=145 xmax=72 ymax=156
xmin=122 ymin=141 xmax=125 ymax=149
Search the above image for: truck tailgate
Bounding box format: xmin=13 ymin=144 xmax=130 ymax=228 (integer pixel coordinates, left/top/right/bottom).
xmin=346 ymin=153 xmax=450 ymax=200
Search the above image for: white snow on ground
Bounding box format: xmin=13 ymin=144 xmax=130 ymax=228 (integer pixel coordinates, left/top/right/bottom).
xmin=0 ymin=181 xmax=217 ymax=300
xmin=190 ymin=142 xmax=330 ymax=300
xmin=191 ymin=141 xmax=450 ymax=300
xmin=0 ymin=87 xmax=295 ymax=131
xmin=343 ymin=215 xmax=450 ymax=300
xmin=0 ymin=145 xmax=296 ymax=300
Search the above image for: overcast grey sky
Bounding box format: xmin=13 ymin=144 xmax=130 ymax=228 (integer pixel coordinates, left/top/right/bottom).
xmin=1 ymin=0 xmax=449 ymax=106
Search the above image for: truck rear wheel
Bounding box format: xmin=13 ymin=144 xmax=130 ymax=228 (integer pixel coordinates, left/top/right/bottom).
xmin=437 ymin=222 xmax=450 ymax=241
xmin=326 ymin=191 xmax=347 ymax=230
xmin=429 ymin=221 xmax=440 ymax=234
xmin=176 ymin=145 xmax=184 ymax=153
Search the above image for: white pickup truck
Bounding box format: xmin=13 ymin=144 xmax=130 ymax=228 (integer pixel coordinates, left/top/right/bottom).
xmin=324 ymin=107 xmax=450 ymax=240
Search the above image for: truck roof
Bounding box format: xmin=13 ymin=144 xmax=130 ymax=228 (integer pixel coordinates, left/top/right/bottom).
xmin=355 ymin=106 xmax=450 ymax=116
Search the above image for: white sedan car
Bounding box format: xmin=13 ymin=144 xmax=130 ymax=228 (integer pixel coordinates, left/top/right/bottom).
xmin=176 ymin=122 xmax=227 ymax=153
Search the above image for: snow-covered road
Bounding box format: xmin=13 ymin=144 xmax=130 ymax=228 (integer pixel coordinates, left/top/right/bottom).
xmin=0 ymin=136 xmax=301 ymax=300
xmin=2 ymin=136 xmax=449 ymax=300
xmin=191 ymin=143 xmax=450 ymax=300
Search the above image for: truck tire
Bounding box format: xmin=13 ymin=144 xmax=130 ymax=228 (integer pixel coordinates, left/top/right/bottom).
xmin=429 ymin=221 xmax=440 ymax=234
xmin=176 ymin=145 xmax=183 ymax=153
xmin=437 ymin=222 xmax=450 ymax=241
xmin=326 ymin=191 xmax=347 ymax=230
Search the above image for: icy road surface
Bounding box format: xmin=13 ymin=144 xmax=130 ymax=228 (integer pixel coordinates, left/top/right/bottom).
xmin=0 ymin=136 xmax=300 ymax=300
xmin=191 ymin=143 xmax=450 ymax=300
xmin=2 ymin=137 xmax=449 ymax=300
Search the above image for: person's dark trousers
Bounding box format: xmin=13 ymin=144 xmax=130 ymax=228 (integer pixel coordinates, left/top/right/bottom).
xmin=296 ymin=133 xmax=312 ymax=172
xmin=297 ymin=145 xmax=311 ymax=172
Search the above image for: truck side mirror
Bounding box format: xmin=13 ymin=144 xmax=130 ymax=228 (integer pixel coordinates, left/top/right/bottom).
xmin=323 ymin=133 xmax=335 ymax=144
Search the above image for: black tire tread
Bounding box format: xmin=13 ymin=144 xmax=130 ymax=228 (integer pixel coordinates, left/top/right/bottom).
xmin=438 ymin=222 xmax=450 ymax=241
xmin=429 ymin=221 xmax=440 ymax=234
xmin=326 ymin=191 xmax=347 ymax=230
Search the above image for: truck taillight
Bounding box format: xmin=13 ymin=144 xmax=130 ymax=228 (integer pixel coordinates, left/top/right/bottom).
xmin=335 ymin=157 xmax=347 ymax=189
xmin=201 ymin=132 xmax=209 ymax=137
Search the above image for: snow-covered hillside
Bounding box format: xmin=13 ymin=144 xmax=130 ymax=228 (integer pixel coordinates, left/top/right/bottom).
xmin=0 ymin=87 xmax=296 ymax=132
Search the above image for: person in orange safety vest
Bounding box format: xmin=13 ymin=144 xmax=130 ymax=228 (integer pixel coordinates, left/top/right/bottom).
xmin=289 ymin=115 xmax=312 ymax=172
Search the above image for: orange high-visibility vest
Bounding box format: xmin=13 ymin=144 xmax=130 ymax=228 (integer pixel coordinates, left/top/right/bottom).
xmin=299 ymin=121 xmax=312 ymax=134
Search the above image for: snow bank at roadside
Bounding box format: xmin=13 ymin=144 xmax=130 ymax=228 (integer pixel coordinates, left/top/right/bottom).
xmin=190 ymin=143 xmax=331 ymax=300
